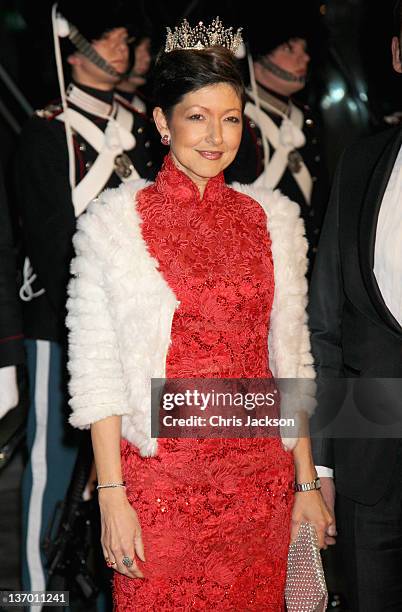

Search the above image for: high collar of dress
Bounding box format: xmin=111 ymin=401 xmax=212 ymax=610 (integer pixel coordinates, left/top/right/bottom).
xmin=155 ymin=153 xmax=225 ymax=204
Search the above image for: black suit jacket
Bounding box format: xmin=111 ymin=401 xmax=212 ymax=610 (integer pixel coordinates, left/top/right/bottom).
xmin=309 ymin=126 xmax=402 ymax=505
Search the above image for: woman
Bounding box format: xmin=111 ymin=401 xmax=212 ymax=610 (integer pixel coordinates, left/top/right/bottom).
xmin=67 ymin=18 xmax=332 ymax=611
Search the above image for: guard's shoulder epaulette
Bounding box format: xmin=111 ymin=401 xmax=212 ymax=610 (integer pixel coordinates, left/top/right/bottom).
xmin=35 ymin=102 xmax=63 ymax=120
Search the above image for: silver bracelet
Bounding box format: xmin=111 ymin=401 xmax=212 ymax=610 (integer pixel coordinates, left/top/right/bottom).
xmin=96 ymin=481 xmax=126 ymax=490
xmin=294 ymin=476 xmax=321 ymax=492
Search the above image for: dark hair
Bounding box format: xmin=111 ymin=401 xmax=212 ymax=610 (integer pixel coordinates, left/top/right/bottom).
xmin=394 ymin=0 xmax=402 ymax=37
xmin=153 ymin=47 xmax=245 ymax=119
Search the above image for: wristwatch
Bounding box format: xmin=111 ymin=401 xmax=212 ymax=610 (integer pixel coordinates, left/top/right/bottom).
xmin=294 ymin=476 xmax=321 ymax=492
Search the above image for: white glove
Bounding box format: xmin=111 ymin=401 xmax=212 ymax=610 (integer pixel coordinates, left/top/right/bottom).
xmin=0 ymin=365 xmax=19 ymax=419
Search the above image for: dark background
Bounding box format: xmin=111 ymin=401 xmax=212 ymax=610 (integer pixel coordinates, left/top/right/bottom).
xmin=0 ymin=0 xmax=401 ymax=176
xmin=0 ymin=1 xmax=401 ymax=608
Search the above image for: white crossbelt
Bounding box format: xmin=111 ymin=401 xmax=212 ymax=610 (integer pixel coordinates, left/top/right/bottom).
xmin=56 ymin=102 xmax=138 ymax=216
xmin=20 ymin=102 xmax=138 ymax=302
xmin=245 ymin=100 xmax=312 ymax=204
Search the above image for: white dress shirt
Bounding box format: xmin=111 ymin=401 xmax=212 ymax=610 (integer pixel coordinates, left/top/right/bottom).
xmin=374 ymin=143 xmax=402 ymax=326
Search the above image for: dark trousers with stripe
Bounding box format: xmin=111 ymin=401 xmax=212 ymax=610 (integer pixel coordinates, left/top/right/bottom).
xmin=21 ymin=339 xmax=82 ymax=594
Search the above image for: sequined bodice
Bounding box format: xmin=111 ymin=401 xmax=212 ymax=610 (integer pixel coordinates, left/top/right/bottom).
xmin=137 ymin=154 xmax=274 ymax=378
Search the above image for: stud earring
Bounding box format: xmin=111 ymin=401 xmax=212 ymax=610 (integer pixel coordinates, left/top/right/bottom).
xmin=161 ymin=134 xmax=171 ymax=145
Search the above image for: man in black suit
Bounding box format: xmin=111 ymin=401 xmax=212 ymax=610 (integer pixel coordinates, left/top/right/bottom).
xmin=309 ymin=3 xmax=402 ymax=609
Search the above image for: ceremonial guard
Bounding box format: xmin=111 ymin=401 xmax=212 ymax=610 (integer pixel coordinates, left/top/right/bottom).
xmin=14 ymin=1 xmax=157 ymax=594
xmin=116 ymin=35 xmax=153 ymax=114
xmin=225 ymin=5 xmax=328 ymax=274
xmin=116 ymin=34 xmax=165 ymax=167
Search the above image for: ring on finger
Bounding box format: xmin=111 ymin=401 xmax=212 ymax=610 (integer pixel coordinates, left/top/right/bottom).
xmin=122 ymin=556 xmax=134 ymax=568
xmin=105 ymin=557 xmax=116 ymax=567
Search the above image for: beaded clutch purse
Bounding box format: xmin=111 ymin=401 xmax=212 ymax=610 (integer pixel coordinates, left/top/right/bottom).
xmin=285 ymin=522 xmax=328 ymax=611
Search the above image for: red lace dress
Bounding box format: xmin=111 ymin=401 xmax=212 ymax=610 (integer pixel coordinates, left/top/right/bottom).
xmin=114 ymin=155 xmax=294 ymax=611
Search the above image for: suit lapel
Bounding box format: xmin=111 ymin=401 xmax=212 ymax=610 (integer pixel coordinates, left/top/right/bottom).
xmin=359 ymin=128 xmax=402 ymax=335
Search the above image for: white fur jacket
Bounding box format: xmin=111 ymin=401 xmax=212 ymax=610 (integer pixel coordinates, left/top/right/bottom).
xmin=66 ymin=179 xmax=316 ymax=456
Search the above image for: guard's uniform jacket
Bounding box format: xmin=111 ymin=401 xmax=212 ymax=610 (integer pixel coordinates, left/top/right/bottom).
xmin=225 ymin=90 xmax=328 ymax=274
xmin=15 ymin=82 xmax=157 ymax=342
xmin=0 ymin=165 xmax=23 ymax=422
xmin=0 ymin=167 xmax=24 ymax=369
xmin=16 ymin=81 xmax=159 ymax=596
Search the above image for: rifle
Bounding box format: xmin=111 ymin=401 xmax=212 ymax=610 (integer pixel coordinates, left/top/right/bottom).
xmin=42 ymin=432 xmax=100 ymax=607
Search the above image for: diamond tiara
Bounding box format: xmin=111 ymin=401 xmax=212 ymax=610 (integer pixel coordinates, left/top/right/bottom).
xmin=164 ymin=17 xmax=243 ymax=55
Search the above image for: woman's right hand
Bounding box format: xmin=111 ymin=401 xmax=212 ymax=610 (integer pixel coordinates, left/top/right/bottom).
xmin=98 ymin=488 xmax=146 ymax=579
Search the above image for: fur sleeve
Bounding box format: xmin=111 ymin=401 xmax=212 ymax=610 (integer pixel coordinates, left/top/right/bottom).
xmin=66 ymin=197 xmax=131 ymax=429
xmin=229 ymin=183 xmax=316 ymax=449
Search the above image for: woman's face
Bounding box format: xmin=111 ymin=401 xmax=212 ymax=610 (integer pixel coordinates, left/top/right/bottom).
xmin=154 ymin=83 xmax=243 ymax=194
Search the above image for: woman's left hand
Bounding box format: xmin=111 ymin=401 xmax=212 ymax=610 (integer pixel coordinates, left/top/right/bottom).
xmin=290 ymin=490 xmax=335 ymax=550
